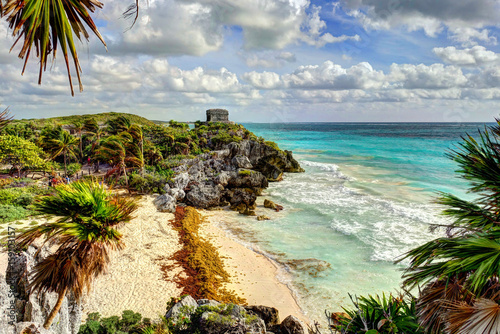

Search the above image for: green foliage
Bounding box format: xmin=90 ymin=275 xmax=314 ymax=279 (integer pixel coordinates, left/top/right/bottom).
xmin=334 ymin=293 xmax=423 ymax=334
xmin=210 ymin=132 xmax=242 ymax=146
xmin=66 ymin=163 xmax=82 ymax=177
xmin=264 ymin=141 xmax=282 ymax=152
xmin=0 ymin=135 xmax=46 ymax=176
xmin=168 ymin=120 xmax=189 ymax=130
xmin=0 ymin=205 xmax=29 ymax=223
xmin=126 ymin=172 xmax=171 ymax=194
xmin=78 ymin=310 xmax=146 ymax=334
xmin=14 ymin=112 xmax=154 ymax=128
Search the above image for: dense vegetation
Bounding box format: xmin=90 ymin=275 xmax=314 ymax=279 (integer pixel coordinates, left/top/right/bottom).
xmin=0 ymin=112 xmax=265 ymax=195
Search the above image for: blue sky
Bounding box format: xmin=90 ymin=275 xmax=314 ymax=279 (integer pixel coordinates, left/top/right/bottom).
xmin=0 ymin=0 xmax=499 ymax=122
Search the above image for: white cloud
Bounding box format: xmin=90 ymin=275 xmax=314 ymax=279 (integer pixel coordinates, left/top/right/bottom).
xmin=242 ymin=71 xmax=282 ymax=89
xmin=281 ymin=61 xmax=386 ymax=90
xmin=244 ymin=51 xmax=297 ymax=68
xmin=340 ymin=0 xmax=500 ymax=45
xmin=433 ymin=46 xmax=498 ymax=66
xmin=388 ymin=63 xmax=468 ymax=89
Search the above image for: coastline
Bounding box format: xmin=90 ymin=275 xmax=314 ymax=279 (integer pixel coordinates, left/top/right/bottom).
xmin=76 ymin=195 xmax=307 ymax=323
xmin=199 ymin=209 xmax=309 ymax=325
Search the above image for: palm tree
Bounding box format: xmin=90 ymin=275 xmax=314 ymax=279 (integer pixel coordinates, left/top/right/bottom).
xmin=106 ymin=116 xmax=144 ymax=175
xmin=398 ymin=121 xmax=500 ymax=333
xmin=84 ymin=118 xmax=106 ymax=172
xmin=16 ymin=181 xmax=138 ymax=329
xmin=42 ymin=129 xmax=79 ymax=177
xmin=97 ymin=132 xmax=141 ymax=188
xmin=71 ymin=121 xmax=85 ymax=164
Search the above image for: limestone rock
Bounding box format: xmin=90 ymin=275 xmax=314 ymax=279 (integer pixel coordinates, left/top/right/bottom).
xmin=173 ymin=172 xmax=190 ymax=190
xmin=168 ymin=188 xmax=185 ymax=201
xmin=263 ymin=199 xmax=283 ymax=212
xmin=199 ymin=304 xmax=266 ymax=334
xmin=4 ymin=246 xmax=81 ymax=334
xmin=229 ymin=189 xmax=257 ymax=208
xmin=185 ymin=184 xmax=223 ymax=209
xmin=245 ymin=305 xmax=280 ymax=329
xmin=280 ymin=315 xmax=307 ymax=334
xmin=232 ymin=155 xmax=253 ymax=169
xmin=153 ymin=194 xmax=176 ymax=213
xmin=197 ymin=299 xmax=221 ymax=308
xmin=228 ymin=170 xmax=268 ymax=189
xmin=257 ymin=215 xmax=270 ymax=221
xmin=215 ymin=172 xmax=231 ymax=187
xmin=15 ymin=322 xmax=53 ymax=334
xmin=165 ymin=295 xmax=198 ymax=321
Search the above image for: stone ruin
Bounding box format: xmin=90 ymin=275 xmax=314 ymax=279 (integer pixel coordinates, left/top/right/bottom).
xmin=206 ymin=109 xmax=229 ymax=123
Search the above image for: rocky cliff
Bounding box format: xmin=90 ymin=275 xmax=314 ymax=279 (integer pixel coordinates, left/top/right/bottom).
xmin=0 ymin=246 xmax=81 ymax=334
xmin=154 ymin=140 xmax=304 ymax=214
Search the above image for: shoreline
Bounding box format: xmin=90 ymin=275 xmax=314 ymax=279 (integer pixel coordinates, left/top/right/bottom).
xmin=200 ymin=209 xmax=310 ymax=325
xmin=15 ymin=195 xmax=308 ymax=323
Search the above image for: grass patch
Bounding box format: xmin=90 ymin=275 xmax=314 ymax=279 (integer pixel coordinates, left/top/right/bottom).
xmin=167 ymin=206 xmax=245 ymax=304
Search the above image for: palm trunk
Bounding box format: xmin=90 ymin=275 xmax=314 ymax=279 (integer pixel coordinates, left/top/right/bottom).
xmin=122 ymin=161 xmax=128 ymax=188
xmin=79 ymin=131 xmax=83 ymax=164
xmin=43 ymin=287 xmax=67 ymax=329
xmin=64 ymin=151 xmax=68 ymax=177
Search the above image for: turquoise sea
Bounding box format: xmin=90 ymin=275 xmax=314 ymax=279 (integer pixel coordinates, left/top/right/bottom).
xmin=221 ymin=123 xmax=489 ymax=323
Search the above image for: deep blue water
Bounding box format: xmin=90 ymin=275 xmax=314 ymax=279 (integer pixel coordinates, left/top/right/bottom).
xmin=222 ymin=123 xmax=489 ymax=322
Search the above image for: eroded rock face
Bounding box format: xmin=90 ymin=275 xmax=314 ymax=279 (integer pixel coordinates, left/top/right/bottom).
xmin=2 ymin=246 xmax=81 ymax=334
xmin=154 ymin=194 xmax=176 ymax=213
xmin=165 ymin=295 xmax=198 ymax=322
xmin=280 ymin=315 xmax=307 ymax=334
xmin=153 ymin=138 xmax=303 ymax=213
xmin=185 ymin=184 xmax=223 ymax=209
xmin=245 ymin=305 xmax=280 ymax=329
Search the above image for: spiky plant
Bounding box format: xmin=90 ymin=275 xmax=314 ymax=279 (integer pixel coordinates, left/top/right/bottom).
xmin=1 ymin=0 xmax=107 ymax=96
xmin=0 ymin=107 xmax=13 ymax=130
xmin=16 ymin=180 xmax=138 ymax=329
xmin=399 ymin=121 xmax=500 ymax=333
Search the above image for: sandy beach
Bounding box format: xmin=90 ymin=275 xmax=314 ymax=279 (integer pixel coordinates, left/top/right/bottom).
xmin=1 ymin=194 xmax=307 ymax=323
xmin=71 ymin=195 xmax=307 ymax=323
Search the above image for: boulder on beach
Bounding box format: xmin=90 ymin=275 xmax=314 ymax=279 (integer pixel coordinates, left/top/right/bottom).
xmin=154 ymin=193 xmax=176 ymax=213
xmin=264 ymin=199 xmax=283 ymax=212
xmin=185 ymin=184 xmax=224 ymax=209
xmin=257 ymin=215 xmax=270 ymax=221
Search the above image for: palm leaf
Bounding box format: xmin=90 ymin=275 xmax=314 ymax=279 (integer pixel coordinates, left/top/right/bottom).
xmin=1 ymin=0 xmax=107 ymax=95
xmin=446 ymin=298 xmax=500 ymax=334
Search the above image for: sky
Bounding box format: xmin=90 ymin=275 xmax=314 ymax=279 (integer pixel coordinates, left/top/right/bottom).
xmin=1 ymin=0 xmax=500 ymax=122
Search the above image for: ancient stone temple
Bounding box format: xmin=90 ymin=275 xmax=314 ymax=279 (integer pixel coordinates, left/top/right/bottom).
xmin=206 ymin=109 xmax=229 ymax=123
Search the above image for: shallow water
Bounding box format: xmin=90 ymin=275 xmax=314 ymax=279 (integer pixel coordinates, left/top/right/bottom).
xmin=229 ymin=123 xmax=489 ymax=323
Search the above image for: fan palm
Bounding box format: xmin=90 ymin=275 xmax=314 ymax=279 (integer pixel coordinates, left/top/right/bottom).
xmin=398 ymin=122 xmax=500 ymax=333
xmin=42 ymin=128 xmax=79 ymax=176
xmin=1 ymin=0 xmax=108 ymax=96
xmin=16 ymin=180 xmax=138 ymax=329
xmin=97 ymin=132 xmax=142 ymax=187
xmin=84 ymin=118 xmax=105 ymax=172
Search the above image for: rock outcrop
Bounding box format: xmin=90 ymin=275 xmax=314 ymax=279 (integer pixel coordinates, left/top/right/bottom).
xmin=0 ymin=246 xmax=82 ymax=334
xmin=164 ymin=296 xmax=306 ymax=334
xmin=153 ymin=140 xmax=303 ymax=214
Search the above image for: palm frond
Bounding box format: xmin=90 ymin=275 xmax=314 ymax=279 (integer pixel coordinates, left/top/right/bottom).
xmin=446 ymin=298 xmax=500 ymax=334
xmin=1 ymin=0 xmax=107 ymax=95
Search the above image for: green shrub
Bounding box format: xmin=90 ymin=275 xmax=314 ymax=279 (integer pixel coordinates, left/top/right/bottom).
xmin=264 ymin=141 xmax=281 ymax=152
xmin=78 ymin=311 xmax=145 ymax=334
xmin=333 ymin=293 xmax=423 ymax=334
xmin=66 ymin=163 xmax=82 ymax=177
xmin=12 ymin=192 xmax=35 ymax=207
xmin=0 ymin=205 xmax=29 ymax=223
xmin=126 ymin=172 xmax=171 ymax=194
xmin=211 ymin=133 xmax=242 ymax=146
xmin=0 ymin=189 xmax=17 ymax=205
xmin=238 ymin=170 xmax=252 ymax=176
